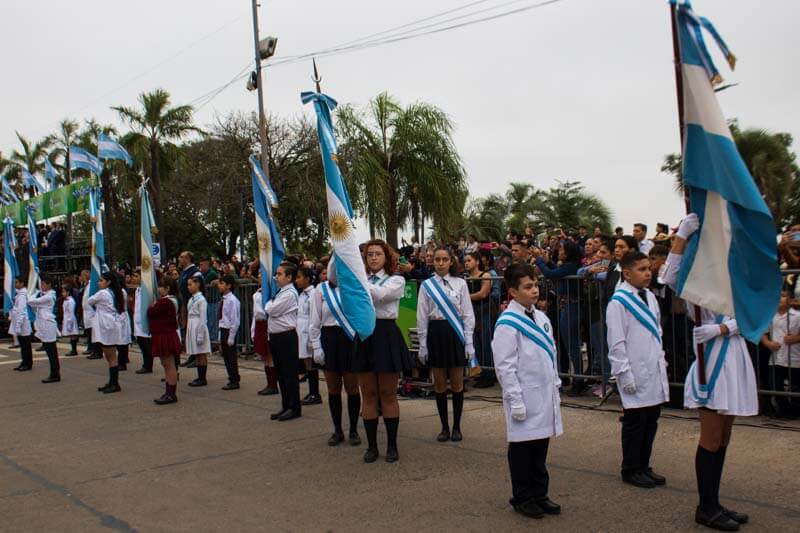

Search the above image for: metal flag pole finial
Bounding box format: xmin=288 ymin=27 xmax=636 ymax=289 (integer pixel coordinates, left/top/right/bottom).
xmin=312 ymin=58 xmax=322 ymax=93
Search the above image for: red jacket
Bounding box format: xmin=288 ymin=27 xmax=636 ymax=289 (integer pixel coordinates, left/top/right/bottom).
xmin=147 ymin=297 xmax=178 ymax=336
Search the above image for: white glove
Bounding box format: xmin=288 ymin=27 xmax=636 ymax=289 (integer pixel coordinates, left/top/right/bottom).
xmin=465 ymin=344 xmax=475 ymax=361
xmin=511 ymin=404 xmax=527 ymax=421
xmin=693 ymin=324 xmax=722 ymax=345
xmin=622 ymin=382 xmax=637 ymax=395
xmin=676 ymin=213 xmax=700 ymax=240
xmin=227 ymin=335 xmax=235 ymax=347
xmin=417 ymin=349 xmax=428 ymax=366
xmin=313 ymin=349 xmax=325 ymax=366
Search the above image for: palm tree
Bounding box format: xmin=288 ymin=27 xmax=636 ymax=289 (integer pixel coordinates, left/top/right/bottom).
xmin=528 ymin=180 xmax=613 ymax=233
xmin=112 ymin=89 xmax=201 ymax=255
xmin=505 ymin=182 xmax=537 ymax=232
xmin=336 ymin=92 xmax=467 ymax=249
xmin=48 ymin=119 xmax=79 ymax=187
xmin=9 ymin=132 xmax=51 ymax=196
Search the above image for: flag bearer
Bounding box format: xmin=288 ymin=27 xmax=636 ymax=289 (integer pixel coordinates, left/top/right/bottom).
xmin=10 ymin=276 xmax=33 ymax=371
xmin=492 ymin=263 xmax=562 ymax=520
xmin=265 ymin=262 xmax=301 ymax=421
xmin=29 ymin=276 xmax=60 ymax=383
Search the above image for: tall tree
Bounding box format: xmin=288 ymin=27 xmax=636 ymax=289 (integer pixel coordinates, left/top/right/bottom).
xmin=505 ymin=182 xmax=537 ymax=232
xmin=528 ymin=181 xmax=613 ymax=233
xmin=336 ymin=92 xmax=467 ymax=248
xmin=112 ymin=89 xmax=201 ymax=256
xmin=48 ymin=119 xmax=80 ymax=188
xmin=9 ymin=133 xmax=51 ymax=195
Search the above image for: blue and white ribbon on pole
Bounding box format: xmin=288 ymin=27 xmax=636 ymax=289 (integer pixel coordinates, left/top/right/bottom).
xmin=98 ymin=133 xmax=133 ymax=167
xmin=88 ymin=187 xmax=107 ymax=298
xmin=44 ymin=158 xmax=59 ymax=191
xmin=673 ymin=0 xmax=781 ymax=343
xmin=69 ymin=146 xmax=104 ymax=176
xmin=138 ymin=182 xmax=158 ymax=334
xmin=249 ymin=154 xmax=285 ymax=301
xmin=1 ymin=177 xmax=19 ymax=202
xmin=3 ymin=217 xmax=20 ymax=314
xmin=22 ymin=168 xmax=44 ymax=195
xmin=26 ymin=206 xmax=40 ymax=295
xmin=302 ymin=90 xmax=375 ymax=340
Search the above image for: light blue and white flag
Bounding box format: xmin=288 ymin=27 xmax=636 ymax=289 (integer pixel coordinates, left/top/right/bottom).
xmin=1 ymin=177 xmax=19 ymax=202
xmin=3 ymin=217 xmax=20 ymax=314
xmin=44 ymin=158 xmax=59 ymax=191
xmin=249 ymin=154 xmax=285 ymax=301
xmin=88 ymin=188 xmax=107 ymax=297
xmin=26 ymin=206 xmax=39 ymax=295
xmin=302 ymin=91 xmax=375 ymax=340
xmin=22 ymin=168 xmax=44 ymax=195
xmin=98 ymin=133 xmax=133 ymax=167
xmin=69 ymin=146 xmax=104 ymax=176
xmin=673 ymin=0 xmax=781 ymax=342
xmin=138 ymin=182 xmax=158 ymax=334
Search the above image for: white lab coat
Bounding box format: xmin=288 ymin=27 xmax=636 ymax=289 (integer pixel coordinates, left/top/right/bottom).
xmin=87 ymin=289 xmax=129 ymax=346
xmin=606 ymin=281 xmax=669 ymax=409
xmin=132 ymin=287 xmax=150 ymax=339
xmin=61 ymin=296 xmax=79 ymax=336
xmin=29 ymin=290 xmax=58 ymax=343
xmin=185 ymin=293 xmax=211 ymax=355
xmin=296 ymin=286 xmax=315 ymax=358
xmin=492 ymin=300 xmax=563 ymax=442
xmin=82 ymin=284 xmax=96 ymax=329
xmin=9 ymin=288 xmax=31 ymax=337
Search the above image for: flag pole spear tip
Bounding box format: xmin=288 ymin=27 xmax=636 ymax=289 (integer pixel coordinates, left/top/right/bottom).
xmin=312 ymin=58 xmax=322 ymax=93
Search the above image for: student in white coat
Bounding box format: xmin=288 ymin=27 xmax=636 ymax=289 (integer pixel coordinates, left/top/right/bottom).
xmin=186 ymin=275 xmax=212 ymax=387
xmin=606 ymin=251 xmax=669 ymax=489
xmin=266 ymin=262 xmax=301 ymax=421
xmin=82 ymin=270 xmax=102 ymax=360
xmin=296 ymin=267 xmax=321 ymax=405
xmin=60 ymin=285 xmax=80 ymax=356
xmin=10 ymin=276 xmax=33 ymax=371
xmin=29 ymin=276 xmax=61 ymax=383
xmin=88 ymin=272 xmax=129 ymax=394
xmin=492 ymin=263 xmax=563 ymax=520
xmin=131 ymin=273 xmax=154 ymax=374
xmin=660 ymin=214 xmax=753 ymax=530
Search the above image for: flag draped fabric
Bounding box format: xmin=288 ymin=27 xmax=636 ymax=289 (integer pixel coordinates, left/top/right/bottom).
xmin=22 ymin=168 xmax=44 ymax=195
xmin=88 ymin=188 xmax=106 ymax=298
xmin=249 ymin=154 xmax=285 ymax=301
xmin=3 ymin=217 xmax=19 ymax=314
xmin=139 ymin=183 xmax=158 ymax=334
xmin=45 ymin=158 xmax=59 ymax=191
xmin=302 ymin=91 xmax=375 ymax=340
xmin=1 ymin=177 xmax=19 ymax=202
xmin=673 ymin=0 xmax=780 ymax=342
xmin=98 ymin=133 xmax=133 ymax=167
xmin=26 ymin=207 xmax=39 ymax=294
xmin=69 ymin=146 xmax=103 ymax=176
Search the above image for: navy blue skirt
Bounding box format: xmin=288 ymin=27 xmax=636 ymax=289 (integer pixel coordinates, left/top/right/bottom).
xmin=426 ymin=320 xmax=466 ymax=369
xmin=321 ymin=326 xmax=354 ymax=373
xmin=353 ymin=319 xmax=412 ymax=374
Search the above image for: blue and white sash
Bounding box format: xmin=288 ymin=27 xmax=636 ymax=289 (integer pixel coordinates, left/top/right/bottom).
xmin=320 ymin=282 xmax=355 ymax=341
xmin=689 ymin=315 xmax=730 ymax=406
xmin=610 ymin=289 xmax=661 ymax=343
xmin=369 ymin=274 xmax=392 ymax=287
xmin=495 ymin=310 xmax=556 ymax=364
xmin=422 ymin=277 xmax=465 ymax=344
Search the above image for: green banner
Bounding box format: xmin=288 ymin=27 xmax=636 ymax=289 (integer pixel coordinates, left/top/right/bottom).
xmin=397 ymin=279 xmax=418 ymax=348
xmin=0 ymin=177 xmax=98 ymax=225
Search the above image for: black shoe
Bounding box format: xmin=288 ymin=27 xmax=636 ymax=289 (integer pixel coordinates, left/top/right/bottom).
xmin=349 ymin=430 xmax=362 ymax=446
xmin=87 ymin=354 xmax=102 ymax=360
xmin=18 ymin=365 xmax=32 ymax=372
xmin=695 ymin=507 xmax=740 ymax=531
xmin=364 ymin=447 xmax=379 ymax=463
xmin=102 ymin=384 xmax=121 ymax=394
xmin=536 ymin=498 xmax=561 ymax=515
xmin=328 ymin=431 xmax=345 ymax=446
xmin=188 ymin=378 xmax=207 ymax=387
xmin=98 ymin=383 xmax=110 ymax=391
xmin=277 ymin=409 xmax=300 ymax=421
xmin=643 ymin=468 xmax=666 ymax=486
xmin=258 ymin=386 xmax=279 ymax=396
xmin=41 ymin=375 xmax=61 ymax=384
xmin=154 ymin=394 xmax=178 ymax=405
xmin=35 ymin=345 xmax=45 ymax=352
xmin=135 ymin=368 xmax=153 ymax=374
xmin=450 ymin=429 xmax=463 ymax=442
xmin=622 ymin=472 xmax=656 ymax=489
xmin=437 ymin=429 xmax=451 ymax=442
xmin=270 ymin=410 xmax=288 ymax=420
xmin=385 ymin=446 xmax=399 ymax=463
xmin=66 ymin=351 xmax=78 ymax=357
xmin=513 ymin=499 xmax=545 ymax=519
xmin=302 ymin=394 xmax=322 ymax=405
xmin=721 ymin=507 xmax=749 ymax=525
xmin=221 ymin=382 xmax=240 ymax=390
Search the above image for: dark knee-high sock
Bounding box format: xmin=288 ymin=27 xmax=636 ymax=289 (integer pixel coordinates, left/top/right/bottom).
xmin=452 ymin=391 xmax=464 ymax=431
xmin=308 ymin=369 xmax=320 ymax=396
xmin=363 ymin=418 xmax=379 ymax=450
xmin=328 ymin=394 xmax=343 ymax=433
xmin=347 ymin=394 xmax=361 ymax=434
xmin=696 ymin=446 xmax=718 ymax=512
xmin=266 ymin=366 xmax=278 ymax=389
xmin=167 ymin=383 xmax=177 ymax=398
xmin=713 ymin=446 xmax=727 ymax=509
xmin=197 ymin=365 xmax=207 ymax=380
xmin=435 ymin=392 xmax=449 ymax=431
xmin=70 ymin=338 xmax=78 ymax=354
xmin=384 ymin=417 xmax=399 ymax=450
xmin=109 ymin=366 xmax=119 ymax=387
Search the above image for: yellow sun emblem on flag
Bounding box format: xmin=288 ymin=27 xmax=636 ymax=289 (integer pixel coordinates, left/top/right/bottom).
xmin=331 ymin=153 xmax=339 ymax=164
xmin=329 ymin=210 xmax=352 ymax=242
xmin=258 ymin=232 xmax=271 ymax=252
xmin=142 ymin=256 xmax=152 ymax=270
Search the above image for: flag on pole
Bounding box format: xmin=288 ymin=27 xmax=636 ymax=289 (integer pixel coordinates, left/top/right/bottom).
xmin=302 ymin=91 xmax=375 ymax=340
xmin=673 ymin=0 xmax=780 ymax=342
xmin=26 ymin=206 xmax=40 ymax=295
xmin=88 ymin=187 xmax=107 ymax=299
xmin=22 ymin=168 xmax=44 ymax=195
xmin=3 ymin=217 xmax=20 ymax=314
xmin=98 ymin=133 xmax=133 ymax=167
xmin=249 ymin=154 xmax=285 ymax=301
xmin=45 ymin=158 xmax=59 ymax=191
xmin=138 ymin=182 xmax=158 ymax=335
xmin=69 ymin=146 xmax=104 ymax=176
xmin=1 ymin=177 xmax=19 ymax=202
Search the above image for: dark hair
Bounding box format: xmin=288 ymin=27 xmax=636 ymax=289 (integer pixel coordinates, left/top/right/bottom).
xmin=159 ymin=275 xmax=178 ymax=295
xmin=560 ymin=240 xmax=582 ymax=264
xmin=465 ymin=251 xmax=482 ymax=270
xmin=634 ymin=222 xmax=648 ymax=233
xmin=297 ymin=266 xmax=315 ymax=284
xmin=187 ymin=273 xmax=205 ymax=294
xmin=620 ymin=251 xmax=649 ymax=270
xmin=40 ymin=274 xmax=56 ymax=290
xmin=504 ymin=262 xmax=537 ymax=290
xmin=15 ymin=275 xmax=26 ymax=284
xmin=101 ymin=271 xmax=125 ymax=314
xmin=478 ymin=248 xmax=494 ymax=268
xmin=433 ymin=246 xmax=457 ymax=276
xmin=180 ymin=251 xmax=194 ymax=262
xmin=649 ymin=244 xmax=669 ymax=258
xmin=614 ymin=226 xmax=623 ymax=233
xmin=219 ymin=274 xmax=237 ymax=289
xmin=362 ymin=239 xmax=398 ymax=274
xmin=656 ymin=223 xmax=669 ymax=233
xmin=278 ymin=261 xmax=298 ymax=282
xmin=616 ymin=235 xmax=639 ymax=253
xmin=597 ymin=238 xmax=615 ymax=252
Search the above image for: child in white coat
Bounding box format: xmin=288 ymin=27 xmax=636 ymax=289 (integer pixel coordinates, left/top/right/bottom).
xmin=186 ymin=275 xmax=212 ymax=387
xmin=60 ymin=286 xmax=80 ymax=356
xmin=10 ymin=276 xmax=33 ymax=371
xmin=29 ymin=276 xmax=60 ymax=383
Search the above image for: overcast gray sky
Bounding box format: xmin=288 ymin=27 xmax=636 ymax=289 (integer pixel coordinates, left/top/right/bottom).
xmin=2 ymin=0 xmax=797 ymax=242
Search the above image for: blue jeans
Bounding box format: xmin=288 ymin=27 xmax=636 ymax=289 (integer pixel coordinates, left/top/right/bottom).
xmin=590 ymin=321 xmax=610 ymax=379
xmin=559 ymin=302 xmax=581 ymax=376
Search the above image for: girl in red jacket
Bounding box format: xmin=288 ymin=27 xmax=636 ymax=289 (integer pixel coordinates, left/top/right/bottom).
xmin=148 ymin=276 xmax=181 ymax=405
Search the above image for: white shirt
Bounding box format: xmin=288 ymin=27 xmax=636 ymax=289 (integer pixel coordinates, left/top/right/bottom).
xmin=9 ymin=287 xmax=31 ymax=336
xmin=416 ymin=274 xmax=475 ymax=359
xmin=28 ymin=289 xmax=58 ymax=343
xmin=309 ymin=283 xmax=340 ymax=353
xmin=186 ymin=292 xmax=210 ymax=355
xmin=87 ymin=288 xmax=129 ymax=346
xmin=366 ymin=270 xmax=405 ymax=320
xmin=218 ymin=291 xmax=241 ymax=341
xmin=606 ymin=281 xmax=669 ymax=409
xmin=133 ymin=287 xmax=150 ymax=338
xmin=296 ymin=285 xmax=315 ymax=357
xmin=264 ymin=284 xmax=298 ymax=334
xmin=492 ymin=300 xmax=563 ymax=442
xmin=638 ymin=238 xmax=654 ymax=255
xmin=61 ymin=296 xmax=79 ymax=336
xmin=769 ymin=309 xmax=800 ymax=368
xmin=82 ymin=283 xmax=96 ymax=328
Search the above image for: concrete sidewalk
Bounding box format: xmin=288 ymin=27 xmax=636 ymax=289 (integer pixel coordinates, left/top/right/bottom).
xmin=0 ymin=344 xmax=798 ymax=532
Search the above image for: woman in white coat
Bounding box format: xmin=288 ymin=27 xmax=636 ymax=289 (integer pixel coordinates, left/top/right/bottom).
xmin=87 ymin=272 xmax=129 ymax=394
xmin=29 ymin=276 xmax=60 ymax=384
xmin=60 ymin=285 xmax=80 ymax=356
xmin=186 ymin=275 xmax=212 ymax=387
xmin=492 ymin=263 xmax=562 ymax=519
xmin=10 ymin=276 xmax=33 ymax=371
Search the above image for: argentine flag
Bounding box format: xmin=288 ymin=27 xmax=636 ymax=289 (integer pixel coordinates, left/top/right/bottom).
xmin=98 ymin=133 xmax=133 ymax=167
xmin=69 ymin=146 xmax=104 ymax=176
xmin=88 ymin=188 xmax=107 ymax=296
xmin=674 ymin=1 xmax=780 ymax=342
xmin=22 ymin=168 xmax=44 ymax=195
xmin=302 ymin=91 xmax=375 ymax=340
xmin=249 ymin=155 xmax=285 ymax=301
xmin=45 ymin=158 xmax=59 ymax=191
xmin=26 ymin=207 xmax=39 ymax=295
xmin=1 ymin=177 xmax=19 ymax=202
xmin=3 ymin=217 xmax=20 ymax=314
xmin=139 ymin=183 xmax=158 ymax=334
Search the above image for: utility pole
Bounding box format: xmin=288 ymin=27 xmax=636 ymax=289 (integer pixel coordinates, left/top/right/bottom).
xmin=250 ymin=0 xmax=270 ymax=172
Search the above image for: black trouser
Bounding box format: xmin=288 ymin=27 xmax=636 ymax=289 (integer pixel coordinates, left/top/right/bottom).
xmin=137 ymin=336 xmax=153 ymax=370
xmin=220 ymin=328 xmax=240 ymax=383
xmin=18 ymin=335 xmax=33 ymax=367
xmin=621 ymin=404 xmax=661 ymax=475
xmin=269 ymin=329 xmax=301 ymax=414
xmin=43 ymin=341 xmax=59 ymax=377
xmin=771 ymin=365 xmax=800 ymax=415
xmin=508 ymin=438 xmax=550 ymax=506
